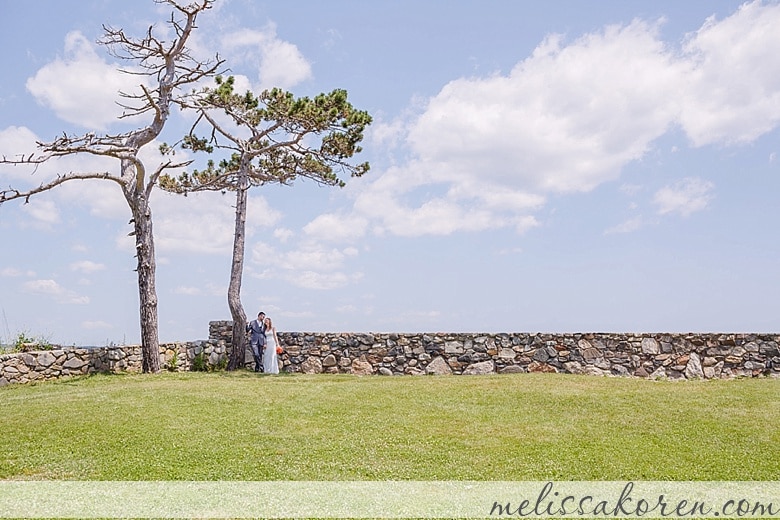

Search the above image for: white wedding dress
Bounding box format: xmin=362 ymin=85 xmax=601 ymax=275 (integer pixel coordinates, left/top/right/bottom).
xmin=263 ymin=328 xmax=279 ymax=374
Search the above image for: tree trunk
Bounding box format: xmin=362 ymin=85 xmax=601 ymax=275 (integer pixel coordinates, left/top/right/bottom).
xmin=132 ymin=196 xmax=161 ymax=373
xmin=227 ymin=167 xmax=249 ymax=370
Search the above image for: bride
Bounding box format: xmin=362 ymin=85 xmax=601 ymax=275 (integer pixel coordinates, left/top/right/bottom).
xmin=262 ymin=317 xmax=280 ymax=374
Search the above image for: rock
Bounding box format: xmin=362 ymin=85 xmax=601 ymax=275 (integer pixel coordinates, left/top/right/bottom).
xmin=584 ymin=366 xmax=606 ymax=377
xmin=528 ymin=361 xmax=557 ymax=373
xmin=444 ymin=341 xmax=464 ymax=354
xmin=350 ymin=359 xmax=373 ymax=376
xmin=730 ymin=346 xmax=746 ymax=357
xmin=301 ymin=357 xmax=323 ymax=374
xmin=63 ymin=357 xmax=87 ymax=369
xmin=581 ymin=348 xmax=602 ymax=363
xmin=685 ymin=352 xmax=704 ymax=379
xmin=462 ymin=360 xmax=495 ymax=375
xmin=499 ymin=348 xmax=516 ymax=359
xmin=499 ymin=365 xmax=524 ymax=374
xmin=641 ymin=338 xmax=660 ymax=355
xmin=634 ymin=366 xmax=650 ymax=378
xmin=650 ymin=366 xmax=666 ymax=379
xmin=321 ymin=354 xmax=337 ymax=367
xmin=425 ymin=356 xmax=452 ymax=375
xmin=667 ymin=369 xmax=685 ymax=380
xmin=378 ymin=367 xmax=393 ymax=376
xmin=532 ymin=348 xmax=550 ymax=362
xmin=744 ymin=341 xmax=759 ymax=352
xmin=611 ymin=364 xmax=630 ymax=377
xmin=37 ymin=352 xmax=57 ymax=368
xmin=563 ymin=361 xmax=586 ymax=375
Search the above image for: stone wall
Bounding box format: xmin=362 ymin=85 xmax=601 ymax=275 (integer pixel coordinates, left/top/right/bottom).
xmin=209 ymin=321 xmax=780 ymax=380
xmin=1 ymin=322 xmax=777 ymax=386
xmin=0 ymin=340 xmax=232 ymax=386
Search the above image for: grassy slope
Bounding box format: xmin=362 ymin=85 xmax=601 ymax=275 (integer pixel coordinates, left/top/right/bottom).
xmin=0 ymin=372 xmax=777 ymax=481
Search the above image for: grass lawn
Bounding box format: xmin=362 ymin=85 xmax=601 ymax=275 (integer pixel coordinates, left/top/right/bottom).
xmin=0 ymin=372 xmax=777 ymax=481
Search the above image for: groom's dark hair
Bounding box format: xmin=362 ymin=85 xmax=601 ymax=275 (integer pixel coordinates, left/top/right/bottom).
xmin=258 ymin=311 xmax=265 ymax=317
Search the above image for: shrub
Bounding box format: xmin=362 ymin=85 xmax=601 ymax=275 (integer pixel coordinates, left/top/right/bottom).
xmin=13 ymin=332 xmax=52 ymax=352
xmin=191 ymin=351 xmax=227 ymax=372
xmin=166 ymin=350 xmax=179 ymax=372
xmin=191 ymin=351 xmax=208 ymax=372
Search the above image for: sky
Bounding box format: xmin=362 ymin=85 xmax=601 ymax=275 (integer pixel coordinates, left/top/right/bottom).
xmin=0 ymin=0 xmax=779 ymax=346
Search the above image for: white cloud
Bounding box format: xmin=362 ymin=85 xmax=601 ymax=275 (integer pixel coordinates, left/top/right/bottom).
xmin=346 ymin=18 xmax=680 ymax=238
xmin=1 ymin=267 xmax=35 ymax=277
xmin=604 ymin=216 xmax=644 ymax=235
xmin=407 ymin=19 xmax=681 ymax=195
xmin=368 ymin=116 xmax=408 ymax=151
xmin=151 ymin=191 xmax=282 ymax=255
xmin=303 ymin=213 xmax=368 ymax=242
xmin=25 ymin=31 xmax=144 ymax=130
xmin=69 ymin=260 xmax=106 ymax=274
xmin=23 ymin=279 xmax=89 ymax=304
xmin=654 ymin=177 xmax=715 ymax=217
xmin=219 ymin=24 xmax=312 ymax=90
xmin=0 ymin=126 xmax=40 ymax=180
xmin=293 ymin=270 xmax=363 ymax=291
xmin=24 ymin=279 xmax=63 ymax=296
xmin=249 ymin=240 xmax=363 ymax=290
xmin=17 ymin=198 xmax=59 ymax=228
xmin=343 ymin=2 xmax=780 ymax=238
xmin=353 ymin=171 xmax=540 ymax=237
xmin=678 ymin=1 xmax=780 ymax=146
xmin=273 ymin=228 xmax=295 ymax=242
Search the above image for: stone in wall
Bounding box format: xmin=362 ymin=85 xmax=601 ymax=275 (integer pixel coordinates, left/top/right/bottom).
xmin=425 ymin=356 xmax=452 ymax=375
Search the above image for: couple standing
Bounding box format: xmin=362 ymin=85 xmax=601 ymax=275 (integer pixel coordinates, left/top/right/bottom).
xmin=246 ymin=311 xmax=281 ymax=374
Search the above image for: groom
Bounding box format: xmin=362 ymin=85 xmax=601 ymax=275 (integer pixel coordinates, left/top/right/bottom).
xmin=246 ymin=311 xmax=266 ymax=372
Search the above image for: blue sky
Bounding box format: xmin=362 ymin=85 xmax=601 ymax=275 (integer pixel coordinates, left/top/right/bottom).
xmin=1 ymin=0 xmax=778 ymax=346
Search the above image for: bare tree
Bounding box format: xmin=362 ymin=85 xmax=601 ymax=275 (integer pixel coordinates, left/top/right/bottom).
xmin=160 ymin=76 xmax=371 ymax=370
xmin=0 ymin=0 xmax=223 ymax=372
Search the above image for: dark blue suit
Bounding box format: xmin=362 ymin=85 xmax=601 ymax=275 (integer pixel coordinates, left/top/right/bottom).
xmin=246 ymin=318 xmax=266 ymax=372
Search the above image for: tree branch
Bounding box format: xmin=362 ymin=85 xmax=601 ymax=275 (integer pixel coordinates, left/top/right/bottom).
xmin=0 ymin=171 xmax=126 ymax=204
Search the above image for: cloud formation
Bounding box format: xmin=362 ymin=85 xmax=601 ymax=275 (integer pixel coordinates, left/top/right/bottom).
xmin=26 ymin=31 xmax=144 ymax=130
xmin=654 ymin=178 xmax=715 ymax=217
xmin=336 ymin=1 xmax=780 ymax=239
xmin=219 ymin=24 xmax=312 ymax=90
xmin=23 ymin=279 xmax=89 ymax=304
xmin=69 ymin=260 xmax=106 ymax=274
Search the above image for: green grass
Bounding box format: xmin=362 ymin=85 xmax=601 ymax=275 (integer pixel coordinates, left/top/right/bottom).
xmin=0 ymin=372 xmax=778 ymax=481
